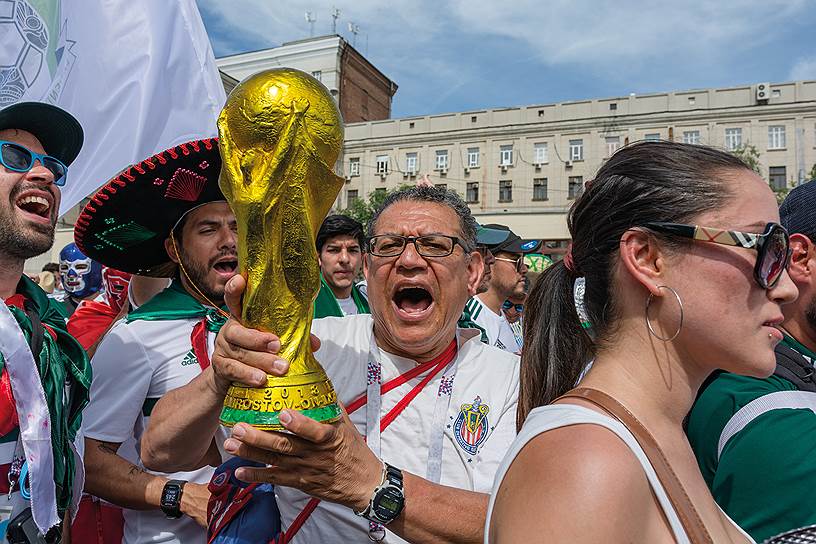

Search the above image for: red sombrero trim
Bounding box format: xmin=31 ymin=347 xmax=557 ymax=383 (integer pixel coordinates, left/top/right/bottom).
xmin=74 ymin=138 xmax=217 ymax=257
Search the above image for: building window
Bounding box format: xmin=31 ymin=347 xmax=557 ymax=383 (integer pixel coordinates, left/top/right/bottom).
xmin=533 ymin=178 xmax=548 ymax=201
xmin=348 ymin=157 xmax=360 ymax=177
xmin=500 ymin=145 xmax=513 ymax=166
xmin=311 ymin=70 xmax=322 ymax=81
xmin=682 ymin=130 xmax=701 ymax=145
xmin=769 ymin=166 xmax=787 ymax=191
xmin=375 ymin=154 xmax=389 ymax=174
xmin=435 ymin=150 xmax=449 ymax=171
xmin=346 ymin=189 xmax=359 ymax=206
xmin=466 ymin=182 xmax=479 ymax=203
xmin=467 ymin=147 xmax=480 ymax=168
xmin=568 ymin=176 xmax=584 ymax=199
xmin=434 ymin=183 xmax=447 ymax=191
xmin=605 ymin=136 xmax=620 ymax=157
xmin=569 ymin=139 xmax=583 ymax=161
xmin=405 ymin=152 xmax=417 ymax=174
xmin=768 ymin=126 xmax=786 ymax=150
xmin=688 ymin=96 xmax=696 ymax=105
xmin=772 ymin=89 xmax=781 ymax=98
xmin=534 ymin=143 xmax=548 ymax=165
xmin=499 ymin=180 xmax=513 ymax=202
xmin=725 ymin=128 xmax=742 ymax=151
xmin=644 ymin=133 xmax=660 ymax=142
xmin=609 ymin=103 xmax=617 ymax=111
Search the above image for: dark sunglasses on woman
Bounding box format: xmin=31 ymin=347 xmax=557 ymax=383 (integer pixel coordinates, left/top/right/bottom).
xmin=643 ymin=221 xmax=791 ymax=289
xmin=0 ymin=140 xmax=68 ymax=186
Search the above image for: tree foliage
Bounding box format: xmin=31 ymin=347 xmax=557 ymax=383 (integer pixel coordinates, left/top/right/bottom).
xmin=730 ymin=144 xmax=761 ymax=174
xmin=339 ymin=184 xmax=414 ymax=226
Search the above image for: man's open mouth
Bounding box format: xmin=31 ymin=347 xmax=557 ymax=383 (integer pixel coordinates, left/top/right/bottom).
xmin=15 ymin=194 xmax=51 ymax=220
xmin=393 ymin=286 xmax=434 ymax=318
xmin=212 ymin=258 xmax=238 ymax=276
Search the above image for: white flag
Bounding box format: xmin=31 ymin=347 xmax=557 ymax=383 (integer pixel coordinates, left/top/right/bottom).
xmin=0 ymin=0 xmax=226 ymax=215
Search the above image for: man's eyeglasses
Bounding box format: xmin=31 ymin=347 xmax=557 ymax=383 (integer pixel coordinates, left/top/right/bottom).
xmin=367 ymin=234 xmax=466 ymax=258
xmin=494 ymin=255 xmax=526 ymax=272
xmin=0 ymin=141 xmax=68 ymax=186
xmin=642 ymin=221 xmax=791 ymax=289
xmin=502 ymin=300 xmax=524 ymax=313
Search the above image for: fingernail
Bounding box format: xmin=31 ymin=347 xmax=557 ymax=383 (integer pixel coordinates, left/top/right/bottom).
xmin=224 ymin=438 xmax=239 ymax=452
xmin=267 ymin=340 xmax=280 ymax=352
xmin=253 ymin=370 xmax=267 ymax=384
xmin=232 ymin=425 xmax=246 ymax=438
xmin=280 ymin=411 xmax=292 ymax=425
xmin=272 ymin=359 xmax=288 ymax=373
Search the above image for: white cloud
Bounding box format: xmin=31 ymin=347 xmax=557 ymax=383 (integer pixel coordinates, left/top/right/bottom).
xmin=790 ymin=56 xmax=816 ymax=80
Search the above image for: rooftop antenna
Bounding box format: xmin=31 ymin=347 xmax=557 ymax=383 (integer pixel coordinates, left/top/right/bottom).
xmin=348 ymin=22 xmax=360 ymax=47
xmin=305 ymin=11 xmax=316 ymax=37
xmin=331 ymin=8 xmax=341 ymax=34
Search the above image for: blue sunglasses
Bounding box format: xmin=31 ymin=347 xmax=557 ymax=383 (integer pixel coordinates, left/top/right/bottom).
xmin=0 ymin=140 xmax=68 ymax=186
xmin=502 ymin=300 xmax=524 ymax=313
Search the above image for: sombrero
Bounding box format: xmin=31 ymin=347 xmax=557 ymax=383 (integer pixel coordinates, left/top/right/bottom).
xmin=74 ymin=138 xmax=224 ymax=277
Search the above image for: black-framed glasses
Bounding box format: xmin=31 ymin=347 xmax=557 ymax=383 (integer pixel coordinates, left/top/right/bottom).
xmin=502 ymin=300 xmax=524 ymax=313
xmin=0 ymin=141 xmax=68 ymax=186
xmin=494 ymin=255 xmax=526 ymax=272
xmin=367 ymin=234 xmax=466 ymax=258
xmin=643 ymin=221 xmax=791 ymax=289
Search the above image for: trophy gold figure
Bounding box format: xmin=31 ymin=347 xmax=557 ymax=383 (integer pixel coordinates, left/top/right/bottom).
xmin=217 ymin=67 xmax=344 ymax=430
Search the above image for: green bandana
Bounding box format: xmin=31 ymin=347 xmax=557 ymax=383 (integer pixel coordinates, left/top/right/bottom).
xmin=1 ymin=276 xmax=91 ymax=515
xmin=313 ymin=275 xmax=370 ymax=318
xmin=127 ymin=280 xmax=227 ymax=327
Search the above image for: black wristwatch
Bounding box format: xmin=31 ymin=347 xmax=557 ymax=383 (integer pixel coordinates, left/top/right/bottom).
xmin=160 ymin=479 xmax=187 ymax=519
xmin=354 ymin=463 xmax=405 ymax=525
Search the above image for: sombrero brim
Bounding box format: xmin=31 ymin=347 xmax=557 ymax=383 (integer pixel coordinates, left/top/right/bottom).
xmin=74 ymin=138 xmax=223 ymax=277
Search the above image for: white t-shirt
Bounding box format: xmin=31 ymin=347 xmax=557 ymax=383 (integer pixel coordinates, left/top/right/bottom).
xmin=257 ymin=315 xmax=520 ymax=544
xmin=336 ymin=296 xmax=358 ymax=316
xmin=82 ymin=315 xmax=216 ymax=544
xmin=465 ymin=297 xmax=521 ymax=354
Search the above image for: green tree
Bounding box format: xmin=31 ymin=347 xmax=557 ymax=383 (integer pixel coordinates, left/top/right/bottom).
xmin=730 ymin=144 xmax=761 ymax=174
xmin=809 ymin=162 xmax=816 ymax=181
xmin=339 ymin=184 xmax=414 ymax=226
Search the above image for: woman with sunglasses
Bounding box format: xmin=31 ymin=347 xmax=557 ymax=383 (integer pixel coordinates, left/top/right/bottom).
xmin=486 ymin=140 xmax=797 ymax=543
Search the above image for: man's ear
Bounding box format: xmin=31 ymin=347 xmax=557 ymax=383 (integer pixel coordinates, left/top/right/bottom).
xmin=164 ymin=236 xmax=180 ymax=265
xmin=466 ymin=250 xmax=484 ymax=297
xmin=362 ymin=252 xmax=370 ymax=281
xmin=618 ymin=229 xmax=664 ymax=297
xmin=788 ymin=233 xmax=814 ymax=283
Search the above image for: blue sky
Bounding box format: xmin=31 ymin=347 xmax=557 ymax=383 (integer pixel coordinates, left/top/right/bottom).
xmin=197 ymin=0 xmax=816 ymax=119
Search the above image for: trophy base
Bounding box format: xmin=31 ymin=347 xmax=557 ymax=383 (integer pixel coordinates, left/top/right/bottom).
xmin=220 ymin=370 xmax=342 ymax=430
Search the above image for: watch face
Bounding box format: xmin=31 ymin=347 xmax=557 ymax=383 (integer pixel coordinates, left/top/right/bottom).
xmin=373 ymin=487 xmax=403 ymax=520
xmin=164 ymin=487 xmax=181 ymax=503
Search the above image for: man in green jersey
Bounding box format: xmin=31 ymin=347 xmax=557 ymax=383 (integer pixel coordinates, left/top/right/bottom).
xmin=687 ymin=178 xmax=816 ymax=543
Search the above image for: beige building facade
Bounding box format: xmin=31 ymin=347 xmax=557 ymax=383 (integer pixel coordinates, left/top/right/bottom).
xmin=339 ymin=80 xmax=816 ymax=241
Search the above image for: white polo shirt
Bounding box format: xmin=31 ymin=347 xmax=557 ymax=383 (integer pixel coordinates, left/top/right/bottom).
xmin=261 ymin=314 xmax=520 ymax=544
xmin=82 ymin=316 xmax=216 ymax=544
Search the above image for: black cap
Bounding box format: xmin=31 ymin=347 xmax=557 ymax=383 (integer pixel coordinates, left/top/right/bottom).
xmin=780 ymin=179 xmax=816 ymax=239
xmin=482 ymin=224 xmax=543 ymax=254
xmin=0 ymin=102 xmax=84 ymax=165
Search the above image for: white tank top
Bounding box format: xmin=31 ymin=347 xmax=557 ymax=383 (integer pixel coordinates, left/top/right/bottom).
xmin=484 ymin=404 xmax=755 ymax=544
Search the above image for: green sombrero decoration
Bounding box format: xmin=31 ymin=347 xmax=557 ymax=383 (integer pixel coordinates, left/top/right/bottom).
xmin=74 ymin=138 xmax=224 ymax=277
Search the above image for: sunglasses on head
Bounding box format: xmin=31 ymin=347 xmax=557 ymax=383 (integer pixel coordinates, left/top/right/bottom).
xmin=502 ymin=300 xmax=524 ymax=313
xmin=0 ymin=140 xmax=68 ymax=186
xmin=642 ymin=221 xmax=791 ymax=289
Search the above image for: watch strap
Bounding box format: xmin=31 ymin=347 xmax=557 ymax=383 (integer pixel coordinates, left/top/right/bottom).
xmin=354 ymin=463 xmax=405 ymax=525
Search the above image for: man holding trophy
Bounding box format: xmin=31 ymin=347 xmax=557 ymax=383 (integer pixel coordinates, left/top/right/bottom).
xmin=141 ymin=68 xmax=520 ymax=543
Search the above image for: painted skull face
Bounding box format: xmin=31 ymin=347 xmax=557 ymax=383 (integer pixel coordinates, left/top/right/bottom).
xmin=102 ymin=267 xmax=131 ymax=312
xmin=59 ymin=243 xmax=103 ymax=298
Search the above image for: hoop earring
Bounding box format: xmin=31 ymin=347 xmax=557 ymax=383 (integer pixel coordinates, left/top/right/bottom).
xmin=645 ymin=285 xmax=683 ymax=342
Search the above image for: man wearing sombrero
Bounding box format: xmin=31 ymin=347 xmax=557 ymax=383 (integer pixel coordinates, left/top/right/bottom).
xmin=75 ymin=138 xmax=236 ymax=543
xmin=0 ymin=101 xmax=91 ymax=542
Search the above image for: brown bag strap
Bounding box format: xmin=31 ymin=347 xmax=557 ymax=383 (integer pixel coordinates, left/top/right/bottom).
xmin=557 ymin=387 xmax=713 ymax=544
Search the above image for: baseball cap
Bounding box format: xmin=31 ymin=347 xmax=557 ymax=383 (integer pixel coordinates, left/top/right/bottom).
xmin=482 ymin=223 xmax=543 ymax=254
xmin=780 ymin=179 xmax=816 ymax=239
xmin=0 ymin=101 xmax=84 ymax=165
xmin=476 ymin=224 xmax=511 ymax=246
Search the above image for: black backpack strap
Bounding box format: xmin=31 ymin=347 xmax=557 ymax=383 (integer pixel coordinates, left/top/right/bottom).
xmin=774 ymin=342 xmax=816 ymax=392
xmin=22 ymin=300 xmax=45 ymax=361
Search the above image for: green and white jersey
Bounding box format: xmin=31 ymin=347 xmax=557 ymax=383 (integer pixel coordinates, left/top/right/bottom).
xmin=461 ymin=297 xmax=521 ymax=354
xmin=82 ymin=316 xmax=216 ymax=544
xmin=687 ymin=335 xmax=816 ymax=543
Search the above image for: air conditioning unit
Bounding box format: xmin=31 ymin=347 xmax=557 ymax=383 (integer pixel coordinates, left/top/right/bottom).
xmin=440 ymin=168 xmax=448 ymax=175
xmin=565 ymin=160 xmax=573 ymax=168
xmin=534 ymin=162 xmax=544 ymax=169
xmin=500 ymin=164 xmax=509 ymax=173
xmin=464 ymin=167 xmax=470 ymax=174
xmin=379 ymin=172 xmax=387 ymax=180
xmin=344 ymin=175 xmax=352 ymax=182
xmin=756 ymin=82 xmax=770 ymax=102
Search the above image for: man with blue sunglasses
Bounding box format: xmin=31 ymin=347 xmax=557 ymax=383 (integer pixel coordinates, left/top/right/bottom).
xmin=0 ymin=101 xmax=91 ymax=541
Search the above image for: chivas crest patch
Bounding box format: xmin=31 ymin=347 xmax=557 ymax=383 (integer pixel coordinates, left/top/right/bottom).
xmin=453 ymin=396 xmax=490 ymax=455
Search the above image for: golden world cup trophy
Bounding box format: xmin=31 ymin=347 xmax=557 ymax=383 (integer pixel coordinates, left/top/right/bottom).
xmin=217 ymin=67 xmax=344 ymax=430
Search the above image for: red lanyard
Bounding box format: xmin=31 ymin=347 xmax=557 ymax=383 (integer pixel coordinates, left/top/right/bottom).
xmin=190 ymin=318 xmax=212 ymax=370
xmin=279 ymin=339 xmax=457 ymax=544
